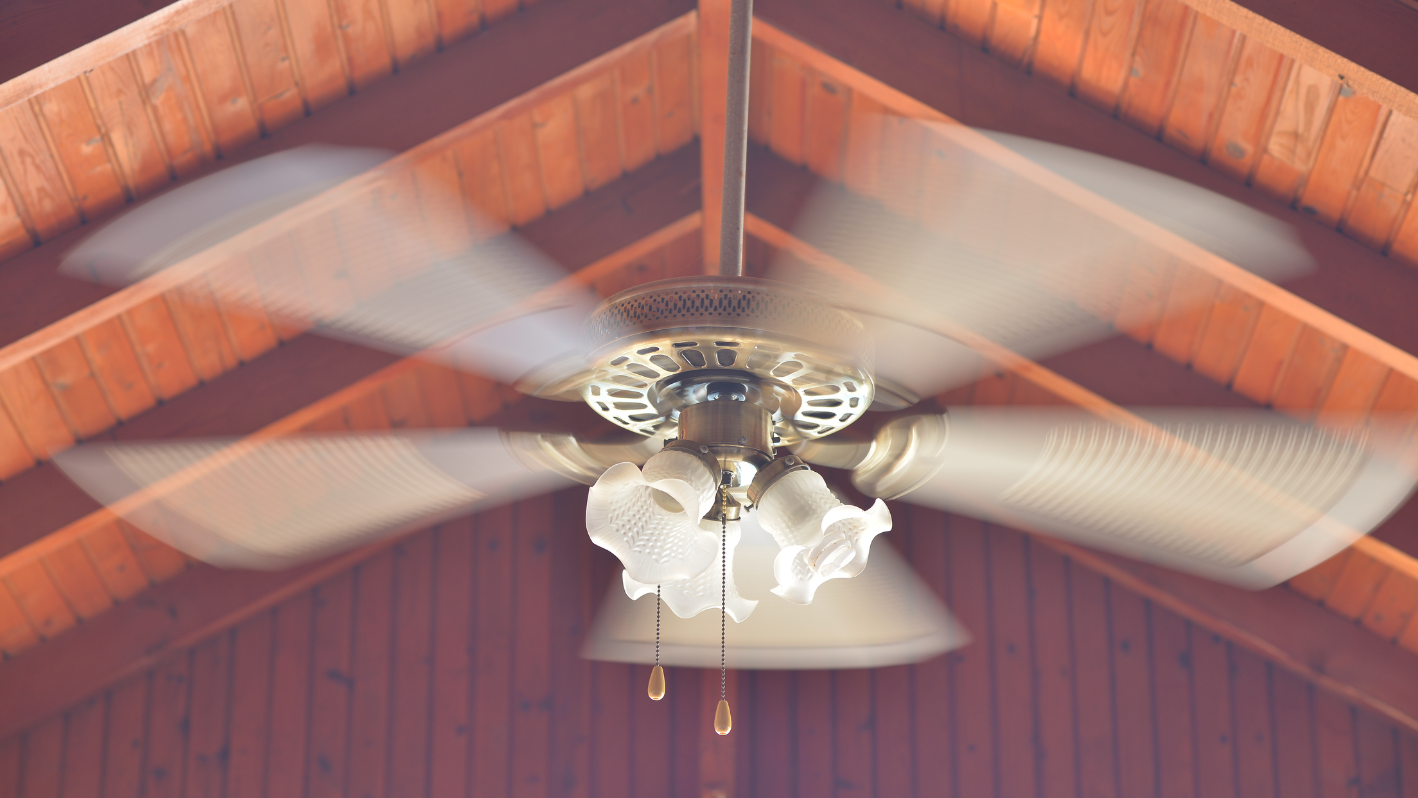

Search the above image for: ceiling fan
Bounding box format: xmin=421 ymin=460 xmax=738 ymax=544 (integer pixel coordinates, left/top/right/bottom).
xmin=53 ymin=0 xmax=1418 ymax=736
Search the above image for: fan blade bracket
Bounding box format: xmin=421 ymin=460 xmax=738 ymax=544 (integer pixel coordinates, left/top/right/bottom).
xmin=851 ymin=413 xmax=951 ymax=501
xmin=502 ymin=430 xmax=667 ymax=485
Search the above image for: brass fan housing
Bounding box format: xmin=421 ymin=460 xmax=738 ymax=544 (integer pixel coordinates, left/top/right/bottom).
xmin=581 ymin=276 xmax=876 ymax=446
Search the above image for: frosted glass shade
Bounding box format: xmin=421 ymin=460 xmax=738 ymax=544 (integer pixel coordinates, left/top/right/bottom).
xmin=755 ymin=469 xmax=893 ymax=603
xmin=582 ymin=512 xmax=968 ymax=669
xmin=623 ymin=518 xmax=759 ymax=622
xmin=585 ymin=449 xmax=720 ymax=584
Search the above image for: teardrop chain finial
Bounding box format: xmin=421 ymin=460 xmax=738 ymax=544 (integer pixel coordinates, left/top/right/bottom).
xmin=716 ymin=486 xmax=732 ymax=735
xmin=648 ymin=584 xmax=665 ymax=700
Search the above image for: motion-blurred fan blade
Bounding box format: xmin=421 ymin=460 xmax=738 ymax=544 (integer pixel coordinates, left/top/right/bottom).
xmin=582 ymin=509 xmax=968 ymax=669
xmin=64 ymin=145 xmax=599 ymax=388
xmin=771 ymin=118 xmax=1314 ymax=398
xmin=54 ymin=429 xmax=578 ymax=570
xmin=807 ymin=409 xmax=1416 ymax=588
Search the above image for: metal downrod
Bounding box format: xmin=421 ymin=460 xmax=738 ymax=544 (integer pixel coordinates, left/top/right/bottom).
xmin=717 ymin=0 xmax=754 ymax=278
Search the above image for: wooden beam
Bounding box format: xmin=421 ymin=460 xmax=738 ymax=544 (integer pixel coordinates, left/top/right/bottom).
xmin=0 ymin=9 xmax=697 ymax=492
xmin=0 ymin=0 xmax=698 ymax=344
xmin=0 ymin=210 xmax=702 ymax=741
xmin=699 ymin=0 xmax=731 ymax=271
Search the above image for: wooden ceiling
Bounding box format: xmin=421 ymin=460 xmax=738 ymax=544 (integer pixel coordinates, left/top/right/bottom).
xmin=1 ymin=0 xmax=1418 ymax=760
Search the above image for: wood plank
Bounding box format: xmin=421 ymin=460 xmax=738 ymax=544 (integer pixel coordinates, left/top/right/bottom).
xmin=80 ymin=521 xmax=152 ymax=601
xmin=1029 ymin=540 xmax=1079 ymax=798
xmin=1110 ymin=587 xmax=1157 ymax=798
xmin=946 ymin=0 xmax=992 ymax=45
xmin=949 ymin=515 xmax=997 ymax=798
xmin=1073 ymin=566 xmax=1120 ymax=798
xmin=22 ymin=714 xmax=64 ymax=798
xmin=385 ymin=0 xmax=439 ymax=68
xmin=265 ymin=592 xmax=313 ymax=798
xmin=532 ymin=93 xmax=586 ymax=211
xmin=429 ymin=519 xmax=475 ymax=798
xmin=1151 ymin=606 xmax=1198 ymax=798
xmin=511 ymin=500 xmax=553 ymax=798
xmin=389 ymin=533 xmax=436 ymax=797
xmin=1229 ymin=302 xmax=1302 ymax=403
xmin=209 ymin=260 xmax=281 ymax=363
xmin=1289 ymin=551 xmax=1354 ymax=603
xmin=5 ymin=559 xmax=78 ymax=641
xmin=32 ymin=79 xmax=127 ymax=219
xmin=803 ymin=71 xmax=849 ymax=182
xmin=589 ymin=661 xmax=630 ymax=797
xmin=79 ymin=317 xmax=159 ymax=422
xmin=1362 ymin=572 xmax=1418 ymax=643
xmin=307 ymin=572 xmax=355 ymax=798
xmin=86 ymin=55 xmax=172 ymax=197
xmin=1253 ymin=63 xmax=1335 ymax=204
xmin=0 ymin=406 xmax=35 ymax=480
xmin=130 ymin=35 xmax=214 ymax=178
xmin=988 ymin=526 xmax=1039 ymax=798
xmin=1344 ymin=112 xmax=1418 ymax=251
xmin=0 ymin=358 xmax=76 ymax=460
xmin=617 ymin=49 xmax=658 ymax=173
xmin=1325 ymin=549 xmax=1392 ymax=620
xmin=34 ymin=338 xmax=118 ymax=440
xmin=797 ymin=670 xmax=834 ymax=797
xmin=433 ymin=0 xmax=482 ymax=45
xmin=1269 ymin=327 xmax=1345 ymax=417
xmin=873 ymin=664 xmax=914 ymax=796
xmin=1192 ymin=628 xmax=1238 ymax=798
xmin=1161 ymin=14 xmax=1238 ymax=159
xmin=1074 ymin=0 xmax=1143 ymax=111
xmin=0 ymin=582 xmax=41 ymax=656
xmin=499 ymin=113 xmax=549 ymax=227
xmin=282 ymin=0 xmax=349 ymax=108
xmin=1029 ymin=0 xmax=1091 ymax=87
xmin=472 ymin=505 xmax=515 ymax=798
xmin=331 ymin=0 xmax=394 ymax=90
xmin=1272 ymin=666 xmax=1319 ymax=798
xmin=228 ymin=0 xmax=307 ymax=131
xmin=1355 ymin=710 xmax=1400 ymax=798
xmin=121 ymin=293 xmax=201 ymax=402
xmin=0 ymin=738 xmax=15 ymax=798
xmin=452 ymin=126 xmax=510 ymax=237
xmin=347 ymin=551 xmax=394 ymax=798
xmin=832 ymin=668 xmax=874 ymax=795
xmin=62 ymin=697 xmax=109 ymax=798
xmin=1191 ymin=284 xmax=1262 ymax=385
xmin=700 ymin=0 xmax=729 ymax=269
xmin=1152 ymin=267 xmax=1220 ymax=364
xmin=42 ymin=543 xmax=114 ymax=620
xmin=0 ymin=102 xmax=78 ymax=240
xmin=990 ymin=0 xmax=1045 ymax=67
xmin=768 ymin=51 xmax=806 ymax=166
xmin=163 ymin=282 xmax=242 ymax=383
xmin=183 ymin=635 xmax=232 ymax=798
xmin=181 ymin=10 xmax=260 ymax=154
xmin=1117 ymin=0 xmax=1193 ymax=134
xmin=226 ymin=611 xmax=273 ymax=798
xmin=0 ymin=183 xmax=32 ymax=262
xmin=1318 ymin=349 xmax=1390 ymax=419
xmin=651 ymin=32 xmax=696 ymax=154
xmin=380 ymin=369 xmax=431 ymax=429
xmin=146 ymin=654 xmax=192 ymax=798
xmin=630 ymin=660 xmax=673 ymax=795
xmin=573 ymin=72 xmax=623 ymax=192
xmin=1232 ymin=651 xmax=1279 ymax=798
xmin=548 ymin=490 xmax=592 ymax=798
xmin=1315 ymin=689 xmax=1360 ymax=798
xmin=102 ymin=676 xmax=150 ymax=798
xmin=747 ymin=36 xmax=772 ymax=145
xmin=1298 ymin=93 xmax=1385 ymax=226
xmin=1207 ymin=38 xmax=1286 ymax=180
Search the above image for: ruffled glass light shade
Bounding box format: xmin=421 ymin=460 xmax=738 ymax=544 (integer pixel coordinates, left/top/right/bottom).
xmin=623 ymin=518 xmax=759 ymax=621
xmin=585 ymin=449 xmax=720 ymax=584
xmin=755 ymin=469 xmax=892 ymax=604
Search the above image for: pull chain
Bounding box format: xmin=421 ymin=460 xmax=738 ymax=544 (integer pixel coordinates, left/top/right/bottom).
xmin=714 ymin=488 xmax=732 ymax=735
xmin=648 ymin=584 xmax=665 ymax=700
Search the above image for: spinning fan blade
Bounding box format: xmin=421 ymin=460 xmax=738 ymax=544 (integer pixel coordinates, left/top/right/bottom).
xmin=583 ymin=509 xmax=968 ymax=669
xmin=54 ymin=429 xmax=579 ymax=570
xmin=800 ymin=409 xmax=1417 ymax=588
xmin=64 ymin=145 xmax=599 ymax=389
xmin=771 ymin=117 xmax=1314 ymax=398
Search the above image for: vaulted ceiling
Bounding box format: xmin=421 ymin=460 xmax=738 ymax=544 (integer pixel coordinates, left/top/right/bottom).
xmin=1 ymin=0 xmax=1417 ymax=754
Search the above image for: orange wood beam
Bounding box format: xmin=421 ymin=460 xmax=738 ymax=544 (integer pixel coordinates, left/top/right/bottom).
xmin=0 ymin=211 xmax=702 ymax=741
xmin=698 ymin=0 xmax=731 ymax=272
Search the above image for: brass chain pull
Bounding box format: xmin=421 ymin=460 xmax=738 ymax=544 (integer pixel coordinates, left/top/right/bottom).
xmin=714 ymin=486 xmax=732 ymax=735
xmin=648 ymin=583 xmax=665 ymax=700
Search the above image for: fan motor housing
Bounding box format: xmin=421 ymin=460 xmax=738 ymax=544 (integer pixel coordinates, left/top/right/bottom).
xmin=581 ymin=276 xmax=876 ymax=444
